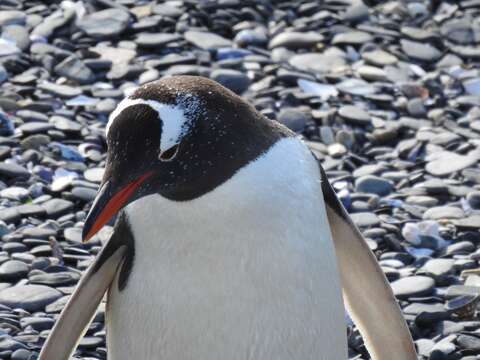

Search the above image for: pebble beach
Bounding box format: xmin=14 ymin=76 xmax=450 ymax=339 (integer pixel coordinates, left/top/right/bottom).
xmin=0 ymin=0 xmax=480 ymax=359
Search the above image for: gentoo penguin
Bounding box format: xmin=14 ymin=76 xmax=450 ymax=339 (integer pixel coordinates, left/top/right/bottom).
xmin=39 ymin=76 xmax=417 ymax=360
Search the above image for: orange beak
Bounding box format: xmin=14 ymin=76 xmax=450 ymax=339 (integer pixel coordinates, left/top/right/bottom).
xmin=82 ymin=172 xmax=153 ymax=242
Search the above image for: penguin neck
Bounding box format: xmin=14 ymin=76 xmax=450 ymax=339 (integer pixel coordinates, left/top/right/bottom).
xmin=124 ymin=137 xmax=322 ymax=254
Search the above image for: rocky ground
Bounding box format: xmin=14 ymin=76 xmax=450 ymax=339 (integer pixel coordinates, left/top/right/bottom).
xmin=0 ymin=0 xmax=479 ymax=359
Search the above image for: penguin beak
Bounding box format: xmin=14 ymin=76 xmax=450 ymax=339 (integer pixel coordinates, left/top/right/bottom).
xmin=82 ymin=172 xmax=153 ymax=242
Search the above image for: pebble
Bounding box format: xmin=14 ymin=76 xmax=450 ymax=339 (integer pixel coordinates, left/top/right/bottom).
xmin=77 ymin=9 xmax=130 ymax=38
xmin=355 ymin=176 xmax=393 ymax=196
xmin=401 ymin=39 xmax=442 ymax=62
xmin=423 ymin=206 xmax=465 ymax=220
xmin=268 ymin=32 xmax=323 ymax=49
xmin=391 ymin=276 xmax=435 ymax=299
xmin=277 ymin=108 xmax=307 ymax=133
xmin=350 ymin=212 xmax=380 ymax=227
xmin=0 ymin=261 xmax=29 ymax=282
xmin=184 ymin=31 xmax=232 ymax=50
xmin=210 ymin=69 xmax=250 ymax=94
xmin=0 ymin=285 xmax=62 ymax=312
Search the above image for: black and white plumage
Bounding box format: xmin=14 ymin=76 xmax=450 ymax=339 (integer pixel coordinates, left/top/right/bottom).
xmin=39 ymin=76 xmax=417 ymax=360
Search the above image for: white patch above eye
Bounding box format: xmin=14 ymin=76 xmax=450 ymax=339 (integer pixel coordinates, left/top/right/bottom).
xmin=107 ymin=98 xmax=191 ymax=152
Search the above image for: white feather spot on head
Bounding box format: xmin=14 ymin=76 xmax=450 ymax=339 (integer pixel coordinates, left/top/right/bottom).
xmin=107 ymin=98 xmax=191 ymax=153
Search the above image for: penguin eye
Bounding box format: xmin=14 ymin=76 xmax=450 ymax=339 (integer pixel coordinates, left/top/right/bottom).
xmin=159 ymin=144 xmax=180 ymax=162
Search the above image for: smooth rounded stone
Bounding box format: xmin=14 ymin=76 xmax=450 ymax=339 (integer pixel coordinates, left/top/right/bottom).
xmin=332 ymin=31 xmax=372 ymax=45
xmin=0 ymin=187 xmax=29 ymax=201
xmin=0 ymin=163 xmax=29 ymax=179
xmin=453 ymin=215 xmax=480 ymax=230
xmin=418 ymin=179 xmax=448 ymax=195
xmin=20 ymin=316 xmax=54 ymax=331
xmin=139 ymin=69 xmax=160 ymax=85
xmin=0 ymin=260 xmax=29 ymax=281
xmin=0 ymin=38 xmax=20 ymax=56
xmin=0 ymin=338 xmax=26 ymax=352
xmin=289 ymin=53 xmax=346 ymax=74
xmin=357 ymin=65 xmax=387 ymax=82
xmin=391 ymin=276 xmax=435 ymax=299
xmin=379 ymin=259 xmax=404 ymax=269
xmin=328 ymin=143 xmax=347 ymax=158
xmin=3 ymin=242 xmax=27 ymax=254
xmin=234 ymin=28 xmax=268 ymax=47
xmin=297 ymin=79 xmax=338 ymax=100
xmin=184 ymin=30 xmax=232 ymax=50
xmin=467 ymin=191 xmax=480 ymax=209
xmin=51 ymin=116 xmax=82 ymax=133
xmin=0 ymin=208 xmax=20 ymax=223
xmin=463 ymin=78 xmax=480 ymax=96
xmin=421 ymin=259 xmax=455 ymax=277
xmin=416 ymin=338 xmax=435 ymax=357
xmin=0 ymin=285 xmax=62 ymax=311
xmin=164 ymin=65 xmax=211 ymax=77
xmin=400 ymin=39 xmax=442 ymax=62
xmin=471 ymin=120 xmax=480 ymax=132
xmin=423 ymin=206 xmax=464 ymax=220
xmin=17 ymin=110 xmax=49 ymax=122
xmin=210 ymin=69 xmax=250 ymax=94
xmin=0 ymin=11 xmax=26 ymax=27
xmin=136 ymin=32 xmax=182 ymax=47
xmin=403 ymin=302 xmax=446 ymax=316
xmin=338 ymin=105 xmax=371 ymax=126
xmin=20 ymin=135 xmax=50 ymax=150
xmin=457 ymin=334 xmax=480 ymax=351
xmin=29 ymin=271 xmax=80 ymax=287
xmin=11 ymin=348 xmax=33 ymax=360
xmin=18 ymin=122 xmax=54 ymax=135
xmin=54 ymin=56 xmax=95 ymax=85
xmin=441 ymin=19 xmax=478 ymax=45
xmin=31 ymin=6 xmax=75 ymax=38
xmin=2 ymin=25 xmax=29 ymax=51
xmin=152 ymin=3 xmax=182 ymax=16
xmin=38 ymin=82 xmax=82 ymax=98
xmin=426 ymin=151 xmax=480 ymax=176
xmin=362 ymin=49 xmax=398 ymax=66
xmin=77 ymin=9 xmax=130 ymax=38
xmin=429 ymin=336 xmax=456 ymax=358
xmin=22 ymin=227 xmax=56 ymax=239
xmin=268 ymin=32 xmax=323 ymax=49
xmin=78 ymin=336 xmax=104 ymax=349
xmin=401 ymin=26 xmax=438 ymax=42
xmin=63 ymin=227 xmax=82 ymax=243
xmin=355 ymin=175 xmax=393 ymax=196
xmin=350 ymin=212 xmax=380 ymax=227
xmin=407 ymin=98 xmax=426 ymax=117
xmin=41 ymin=199 xmax=74 ymax=218
xmin=277 ymin=108 xmax=307 ymax=132
xmin=442 ymin=241 xmax=475 ymax=256
xmin=71 ymin=187 xmax=97 ymax=202
xmin=83 ymin=168 xmax=104 ymax=183
xmin=341 ymin=1 xmax=369 ymax=22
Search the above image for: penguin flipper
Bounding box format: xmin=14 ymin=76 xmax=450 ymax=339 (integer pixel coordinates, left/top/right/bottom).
xmin=38 ymin=220 xmax=128 ymax=360
xmin=318 ymin=164 xmax=417 ymax=360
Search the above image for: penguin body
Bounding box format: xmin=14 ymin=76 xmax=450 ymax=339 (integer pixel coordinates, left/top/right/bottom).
xmin=39 ymin=76 xmax=417 ymax=360
xmin=108 ymin=137 xmax=346 ymax=360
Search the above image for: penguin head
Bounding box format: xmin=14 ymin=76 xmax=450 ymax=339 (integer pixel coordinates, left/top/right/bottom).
xmin=82 ymin=75 xmax=288 ymax=241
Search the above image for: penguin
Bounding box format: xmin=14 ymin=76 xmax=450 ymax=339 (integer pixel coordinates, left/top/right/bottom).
xmin=39 ymin=76 xmax=417 ymax=360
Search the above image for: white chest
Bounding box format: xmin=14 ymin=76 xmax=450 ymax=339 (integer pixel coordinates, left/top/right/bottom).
xmin=106 ymin=138 xmax=347 ymax=360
